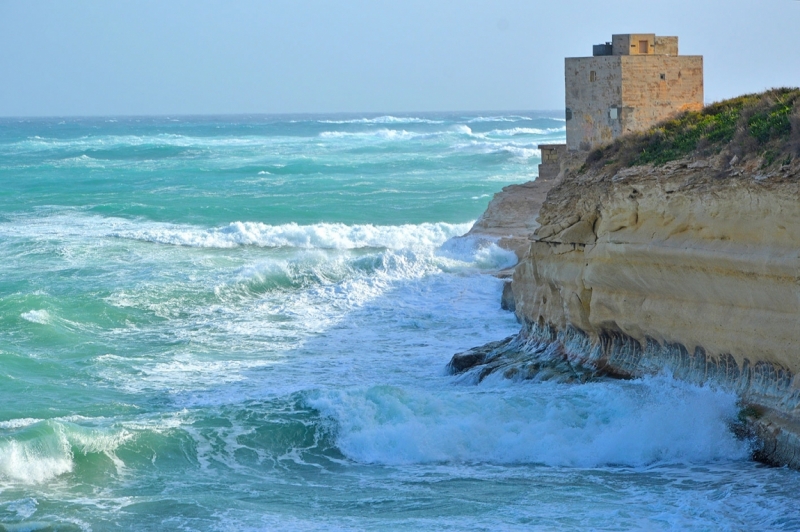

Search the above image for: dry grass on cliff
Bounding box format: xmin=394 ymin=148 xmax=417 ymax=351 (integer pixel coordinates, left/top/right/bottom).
xmin=583 ymin=87 xmax=800 ymax=172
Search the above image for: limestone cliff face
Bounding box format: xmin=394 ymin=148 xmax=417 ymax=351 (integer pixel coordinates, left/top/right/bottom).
xmin=467 ymin=175 xmax=560 ymax=260
xmin=504 ymin=154 xmax=800 ymax=465
xmin=516 ymin=156 xmax=800 ymax=374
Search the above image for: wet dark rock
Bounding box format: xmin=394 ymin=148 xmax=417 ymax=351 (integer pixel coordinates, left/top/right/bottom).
xmin=449 ymin=322 xmax=800 ymax=469
xmin=500 ymin=281 xmax=515 ymax=312
xmin=447 ymin=337 xmax=514 ymax=374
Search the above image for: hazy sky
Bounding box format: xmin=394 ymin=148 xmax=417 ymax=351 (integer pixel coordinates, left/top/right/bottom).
xmin=1 ymin=0 xmax=798 ymax=116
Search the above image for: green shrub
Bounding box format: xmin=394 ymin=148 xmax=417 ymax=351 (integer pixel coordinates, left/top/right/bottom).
xmin=581 ymin=88 xmax=800 ymax=172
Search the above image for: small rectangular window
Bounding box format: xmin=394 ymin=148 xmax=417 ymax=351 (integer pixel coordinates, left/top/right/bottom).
xmin=590 ymin=71 xmax=597 ymax=82
xmin=660 ymin=73 xmax=666 ymax=81
xmin=639 ymin=40 xmax=649 ymax=54
xmin=609 ymin=108 xmax=618 ymax=120
xmin=565 ymin=108 xmax=573 ymax=121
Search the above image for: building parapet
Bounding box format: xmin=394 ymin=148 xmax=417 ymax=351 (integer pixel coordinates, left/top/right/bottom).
xmin=593 ymin=34 xmax=680 ymax=57
xmin=538 ymin=144 xmax=567 ymax=181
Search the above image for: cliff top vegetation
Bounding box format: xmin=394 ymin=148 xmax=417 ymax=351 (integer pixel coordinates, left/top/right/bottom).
xmin=582 ymin=87 xmax=800 ymax=173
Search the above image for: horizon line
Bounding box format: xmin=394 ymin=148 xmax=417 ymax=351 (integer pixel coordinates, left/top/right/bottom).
xmin=0 ymin=109 xmax=565 ymax=121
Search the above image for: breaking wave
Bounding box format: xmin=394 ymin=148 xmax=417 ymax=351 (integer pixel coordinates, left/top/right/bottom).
xmin=20 ymin=310 xmax=51 ymax=325
xmin=480 ymin=126 xmax=565 ymax=137
xmin=467 ymin=115 xmax=536 ymax=123
xmin=308 ymin=375 xmax=749 ymax=467
xmin=319 ymin=129 xmax=420 ymax=140
xmin=114 ymin=221 xmax=473 ymax=250
xmin=0 ymin=420 xmax=131 ymax=484
xmin=318 ymin=116 xmax=444 ymax=125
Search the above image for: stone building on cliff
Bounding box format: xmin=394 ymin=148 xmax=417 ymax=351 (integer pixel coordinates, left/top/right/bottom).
xmin=539 ymin=33 xmax=703 ymax=179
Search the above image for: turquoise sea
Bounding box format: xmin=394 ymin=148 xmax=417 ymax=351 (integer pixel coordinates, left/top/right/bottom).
xmin=1 ymin=113 xmax=800 ymax=530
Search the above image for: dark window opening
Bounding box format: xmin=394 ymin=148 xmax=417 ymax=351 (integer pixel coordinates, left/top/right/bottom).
xmin=565 ymin=108 xmax=573 ymax=121
xmin=639 ymin=40 xmax=649 ymax=54
xmin=660 ymin=73 xmax=666 ymax=81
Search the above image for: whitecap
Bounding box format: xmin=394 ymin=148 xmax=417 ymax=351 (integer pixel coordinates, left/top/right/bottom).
xmin=453 ymin=140 xmax=542 ymax=160
xmin=308 ymin=375 xmax=749 ymax=467
xmin=0 ymin=429 xmax=73 ymax=484
xmin=437 ymin=235 xmax=518 ymax=270
xmin=482 ymin=126 xmax=566 ymax=137
xmin=0 ymin=419 xmax=43 ymax=430
xmin=0 ymin=421 xmax=133 ymax=484
xmin=467 ymin=115 xmax=534 ymax=123
xmin=319 ymin=129 xmax=419 ymax=140
xmin=20 ymin=310 xmax=50 ymax=325
xmin=318 ymin=116 xmax=444 ymax=125
xmin=112 ymin=221 xmax=473 ymax=250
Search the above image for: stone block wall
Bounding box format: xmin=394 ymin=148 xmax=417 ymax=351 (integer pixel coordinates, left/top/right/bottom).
xmin=565 ymin=56 xmax=623 ymax=151
xmin=538 ymin=144 xmax=566 ymax=180
xmin=654 ymin=36 xmax=679 ymax=55
xmin=620 ymin=55 xmax=704 ymax=134
xmin=565 ymin=54 xmax=703 ymax=151
xmin=612 ymin=34 xmax=655 ymax=56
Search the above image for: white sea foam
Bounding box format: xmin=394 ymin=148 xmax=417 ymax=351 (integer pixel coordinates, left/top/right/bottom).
xmin=20 ymin=310 xmax=51 ymax=325
xmin=309 ymin=375 xmax=748 ymax=467
xmin=8 ymin=133 xmax=287 ymax=155
xmin=0 ymin=440 xmax=73 ymax=484
xmin=318 ymin=116 xmax=444 ymax=125
xmin=6 ymin=497 xmax=38 ymax=520
xmin=0 ymin=421 xmax=133 ymax=484
xmin=113 ymin=221 xmax=473 ymax=250
xmin=319 ymin=129 xmax=419 ymax=140
xmin=454 ymin=140 xmax=542 ymax=160
xmin=503 ymin=146 xmax=541 ymax=159
xmin=481 ymin=126 xmax=566 ymax=137
xmin=0 ymin=423 xmax=73 ymax=484
xmin=0 ymin=419 xmax=43 ymax=430
xmin=467 ymin=116 xmax=534 ymax=123
xmin=437 ymin=236 xmax=517 ymax=270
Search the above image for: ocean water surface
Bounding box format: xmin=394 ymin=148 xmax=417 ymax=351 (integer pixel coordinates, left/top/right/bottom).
xmin=1 ymin=113 xmax=800 ymax=530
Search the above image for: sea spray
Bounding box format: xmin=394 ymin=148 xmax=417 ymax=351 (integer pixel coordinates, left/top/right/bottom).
xmin=113 ymin=220 xmax=474 ymax=250
xmin=307 ymin=375 xmax=748 ymax=467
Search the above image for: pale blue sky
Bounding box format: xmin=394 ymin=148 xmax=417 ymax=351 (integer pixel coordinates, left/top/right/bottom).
xmin=1 ymin=0 xmax=798 ymax=116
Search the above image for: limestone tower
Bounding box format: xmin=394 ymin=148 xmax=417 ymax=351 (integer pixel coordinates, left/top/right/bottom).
xmin=539 ymin=33 xmax=703 ymax=178
xmin=566 ymin=33 xmax=703 ymax=151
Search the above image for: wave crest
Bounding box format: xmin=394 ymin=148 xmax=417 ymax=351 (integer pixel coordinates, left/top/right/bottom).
xmin=0 ymin=420 xmax=132 ymax=484
xmin=308 ymin=376 xmax=749 ymax=467
xmin=319 ymin=129 xmax=418 ymax=140
xmin=113 ymin=221 xmax=473 ymax=250
xmin=318 ymin=116 xmax=444 ymax=125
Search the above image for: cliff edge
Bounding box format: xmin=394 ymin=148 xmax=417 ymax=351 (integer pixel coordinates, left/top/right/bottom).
xmin=454 ymin=88 xmax=800 ymax=467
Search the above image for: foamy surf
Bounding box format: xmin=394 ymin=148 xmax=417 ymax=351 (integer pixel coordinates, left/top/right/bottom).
xmin=307 ymin=375 xmax=748 ymax=467
xmin=317 ymin=116 xmax=444 ymax=125
xmin=113 ymin=220 xmax=474 ymax=249
xmin=20 ymin=310 xmax=51 ymax=325
xmin=0 ymin=420 xmax=131 ymax=484
xmin=319 ymin=128 xmax=420 ymax=140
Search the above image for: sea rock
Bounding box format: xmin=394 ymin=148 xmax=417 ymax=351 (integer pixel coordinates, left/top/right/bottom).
xmin=500 ymin=281 xmax=516 ymax=312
